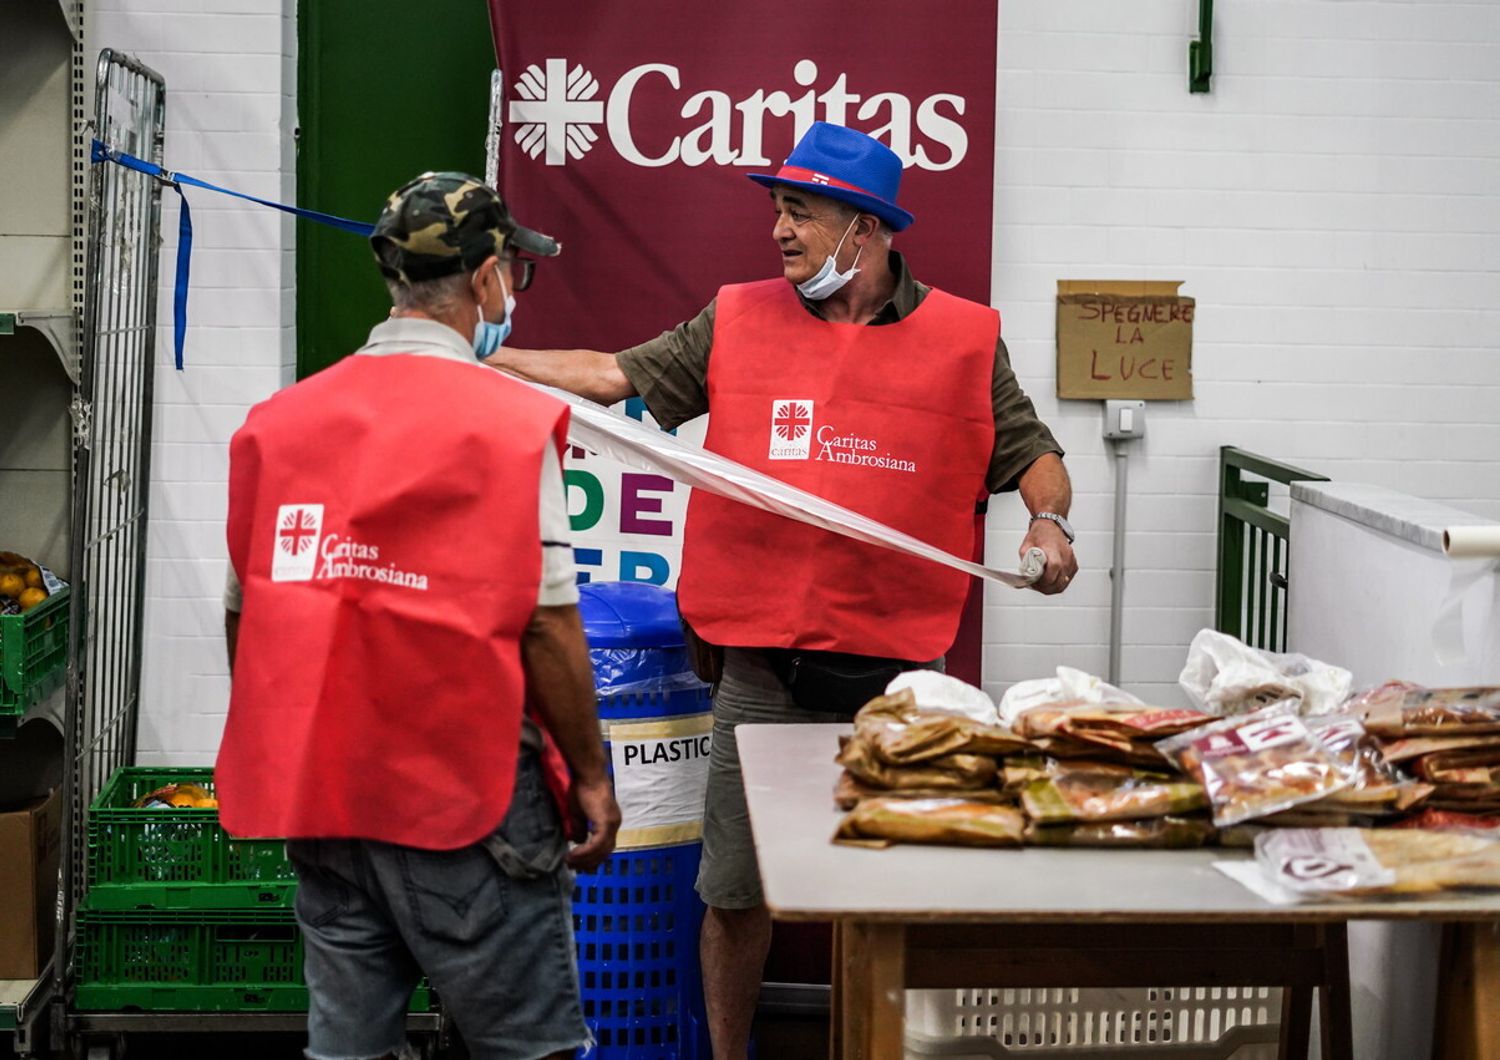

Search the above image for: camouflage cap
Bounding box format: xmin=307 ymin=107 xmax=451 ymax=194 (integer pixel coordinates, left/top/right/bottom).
xmin=369 ymin=171 xmax=560 ymax=285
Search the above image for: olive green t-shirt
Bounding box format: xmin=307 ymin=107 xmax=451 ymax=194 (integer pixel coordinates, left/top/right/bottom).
xmin=614 ymin=251 xmax=1062 ymax=493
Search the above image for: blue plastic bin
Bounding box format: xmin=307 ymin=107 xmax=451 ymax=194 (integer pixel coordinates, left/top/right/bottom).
xmin=576 ymin=582 xmax=712 ymax=1059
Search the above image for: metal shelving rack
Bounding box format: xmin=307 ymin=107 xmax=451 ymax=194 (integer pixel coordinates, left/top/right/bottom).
xmin=0 ymin=0 xmax=87 ymax=1052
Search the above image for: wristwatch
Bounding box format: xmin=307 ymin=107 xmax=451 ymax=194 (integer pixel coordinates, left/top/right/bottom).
xmin=1030 ymin=512 xmax=1075 ymax=544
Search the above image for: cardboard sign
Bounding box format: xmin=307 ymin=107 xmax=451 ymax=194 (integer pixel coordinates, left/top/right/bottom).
xmin=1056 ymin=281 xmax=1194 ymax=400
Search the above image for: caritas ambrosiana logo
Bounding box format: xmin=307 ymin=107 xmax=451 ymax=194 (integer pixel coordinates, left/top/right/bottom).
xmin=272 ymin=504 xmax=323 ymax=582
xmin=768 ymin=399 xmax=814 ymax=460
xmin=767 ymin=400 xmax=919 ymax=473
xmin=508 ymin=58 xmax=970 ymax=170
xmin=269 ymin=504 xmax=429 ymax=591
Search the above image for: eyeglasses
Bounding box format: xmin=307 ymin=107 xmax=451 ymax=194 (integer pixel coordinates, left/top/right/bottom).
xmin=501 ymin=256 xmax=536 ymax=293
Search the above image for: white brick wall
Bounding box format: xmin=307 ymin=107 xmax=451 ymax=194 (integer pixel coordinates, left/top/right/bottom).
xmin=983 ymin=0 xmax=1500 ymax=707
xmin=91 ymin=1 xmax=1499 ymax=760
xmin=88 ymin=0 xmax=296 ymax=764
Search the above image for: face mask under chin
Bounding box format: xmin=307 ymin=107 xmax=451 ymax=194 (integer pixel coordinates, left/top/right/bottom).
xmin=796 ymin=216 xmax=864 ymax=301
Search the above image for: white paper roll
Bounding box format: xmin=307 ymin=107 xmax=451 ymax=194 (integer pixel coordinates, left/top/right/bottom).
xmin=1443 ymin=525 xmax=1500 ymax=559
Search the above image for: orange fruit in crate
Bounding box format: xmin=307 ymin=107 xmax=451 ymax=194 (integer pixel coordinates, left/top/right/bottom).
xmin=18 ymin=588 xmax=47 ymax=611
xmin=0 ymin=573 xmax=24 ymax=599
xmin=23 ymin=567 xmax=42 ymax=589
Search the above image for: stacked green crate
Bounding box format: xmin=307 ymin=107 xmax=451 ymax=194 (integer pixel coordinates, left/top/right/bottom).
xmin=78 ymin=767 xmax=431 ymax=1013
xmin=0 ymin=587 xmax=69 ymax=734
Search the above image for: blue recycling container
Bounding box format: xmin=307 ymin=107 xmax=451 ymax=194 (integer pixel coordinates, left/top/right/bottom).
xmin=575 ymin=582 xmax=712 ymax=1059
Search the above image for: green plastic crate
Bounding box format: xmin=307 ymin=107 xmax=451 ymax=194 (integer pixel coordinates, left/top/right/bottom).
xmin=0 ymin=586 xmax=69 ymax=717
xmin=74 ymin=909 xmax=432 ymax=1013
xmin=87 ymin=767 xmax=297 ymax=909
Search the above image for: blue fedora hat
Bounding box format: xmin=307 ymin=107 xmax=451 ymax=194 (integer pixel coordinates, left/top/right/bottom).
xmin=749 ymin=122 xmax=914 ymax=231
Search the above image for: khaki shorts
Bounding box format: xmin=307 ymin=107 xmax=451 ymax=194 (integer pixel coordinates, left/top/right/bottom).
xmin=695 ymin=648 xmax=851 ymax=910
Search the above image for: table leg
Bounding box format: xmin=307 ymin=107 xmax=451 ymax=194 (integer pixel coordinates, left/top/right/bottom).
xmin=1317 ymin=923 xmax=1353 ymax=1060
xmin=1278 ymin=984 xmax=1312 ymax=1060
xmin=830 ymin=922 xmax=844 ymax=1060
xmin=838 ymin=921 xmax=906 ymax=1060
xmin=1433 ymin=923 xmax=1500 ymax=1060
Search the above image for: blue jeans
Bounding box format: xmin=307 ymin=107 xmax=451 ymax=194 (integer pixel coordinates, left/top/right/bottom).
xmin=287 ymin=753 xmax=588 ymax=1060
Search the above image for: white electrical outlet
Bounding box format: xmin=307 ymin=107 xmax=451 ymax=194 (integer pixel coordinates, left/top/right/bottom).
xmin=1103 ymin=399 xmax=1146 ymax=440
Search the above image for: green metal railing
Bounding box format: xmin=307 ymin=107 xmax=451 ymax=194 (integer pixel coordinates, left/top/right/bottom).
xmin=1216 ymin=447 xmax=1328 ymax=652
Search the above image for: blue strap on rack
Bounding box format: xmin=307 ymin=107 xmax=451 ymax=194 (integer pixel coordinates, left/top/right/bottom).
xmin=90 ymin=139 xmax=374 ymax=369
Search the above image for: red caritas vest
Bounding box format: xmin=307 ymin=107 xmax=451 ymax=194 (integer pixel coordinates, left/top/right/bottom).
xmin=678 ymin=280 xmax=997 ymax=661
xmin=218 ymin=353 xmax=570 ymax=850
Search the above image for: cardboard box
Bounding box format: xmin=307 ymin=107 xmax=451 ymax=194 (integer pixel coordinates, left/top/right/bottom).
xmin=0 ymin=788 xmax=61 ymax=978
xmin=1056 ymin=280 xmax=1194 ymax=400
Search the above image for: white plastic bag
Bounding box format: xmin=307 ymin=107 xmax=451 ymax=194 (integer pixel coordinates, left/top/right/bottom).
xmin=885 ymin=670 xmax=1000 ymax=727
xmin=1177 ymin=629 xmax=1352 ymax=717
xmin=997 ymin=666 xmax=1143 ymax=727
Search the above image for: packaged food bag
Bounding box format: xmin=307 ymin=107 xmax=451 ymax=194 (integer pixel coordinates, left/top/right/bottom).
xmin=1255 ymin=827 xmax=1500 ymax=896
xmin=1158 ymin=701 xmax=1353 ymax=826
xmin=853 ymin=693 xmax=1030 ymax=765
xmin=1020 ymin=770 xmax=1207 ymax=824
xmin=1413 ymin=748 xmax=1500 ymax=786
xmin=833 ymin=771 xmax=1011 ymax=811
xmin=1024 ymin=815 xmax=1215 ymax=849
xmin=836 ymin=797 xmax=1025 ymax=848
xmin=1015 ymin=705 xmax=1207 ymax=767
xmin=1305 ymin=714 xmax=1431 ymax=813
xmin=835 ymin=737 xmax=998 ymax=792
xmin=1348 ymin=682 xmax=1500 ymax=738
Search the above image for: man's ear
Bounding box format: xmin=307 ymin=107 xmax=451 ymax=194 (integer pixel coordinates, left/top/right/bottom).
xmin=472 ymin=255 xmax=498 ymax=300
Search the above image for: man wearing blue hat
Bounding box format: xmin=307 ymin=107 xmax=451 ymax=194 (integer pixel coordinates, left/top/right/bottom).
xmin=486 ymin=121 xmax=1074 ymax=1057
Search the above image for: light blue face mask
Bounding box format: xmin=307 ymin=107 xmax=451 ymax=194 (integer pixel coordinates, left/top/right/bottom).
xmin=796 ymin=216 xmax=863 ymax=301
xmin=472 ymin=264 xmax=517 ymax=359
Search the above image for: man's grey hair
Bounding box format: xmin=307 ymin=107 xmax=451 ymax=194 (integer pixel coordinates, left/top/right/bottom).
xmin=384 ymin=268 xmax=476 ymax=316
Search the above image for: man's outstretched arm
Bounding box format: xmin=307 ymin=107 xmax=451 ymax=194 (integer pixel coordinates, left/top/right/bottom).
xmin=483 ymin=346 xmax=636 ymax=406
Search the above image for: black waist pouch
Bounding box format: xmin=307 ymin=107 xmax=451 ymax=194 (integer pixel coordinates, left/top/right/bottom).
xmin=762 ymin=649 xmax=926 ymax=716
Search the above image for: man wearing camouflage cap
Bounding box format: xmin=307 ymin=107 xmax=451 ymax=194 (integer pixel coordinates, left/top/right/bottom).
xmin=218 ymin=172 xmax=619 ymax=1060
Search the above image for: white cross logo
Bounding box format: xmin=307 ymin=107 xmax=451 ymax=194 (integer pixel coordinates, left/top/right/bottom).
xmin=509 ymin=59 xmax=605 ymax=166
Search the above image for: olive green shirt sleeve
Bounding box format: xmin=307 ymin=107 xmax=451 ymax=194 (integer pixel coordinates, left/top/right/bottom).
xmin=987 ymin=336 xmax=1064 ymax=494
xmin=614 ymin=300 xmax=717 ymax=431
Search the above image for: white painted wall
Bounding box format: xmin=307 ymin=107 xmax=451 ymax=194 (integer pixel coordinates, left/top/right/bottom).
xmin=982 ymin=0 xmax=1500 ymax=707
xmin=88 ymin=0 xmax=297 ymax=764
xmin=88 ymin=1 xmax=1500 ymax=762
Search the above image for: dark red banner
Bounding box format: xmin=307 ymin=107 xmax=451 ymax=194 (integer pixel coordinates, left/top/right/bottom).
xmin=489 ymin=0 xmax=997 ymax=349
xmin=489 ymin=0 xmax=999 ymax=680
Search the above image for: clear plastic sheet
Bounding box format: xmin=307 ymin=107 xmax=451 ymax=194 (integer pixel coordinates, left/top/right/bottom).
xmin=589 ymin=646 xmax=706 ymax=697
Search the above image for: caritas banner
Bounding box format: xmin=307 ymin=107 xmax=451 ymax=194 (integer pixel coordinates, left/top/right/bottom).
xmin=489 ymin=0 xmax=999 ymax=678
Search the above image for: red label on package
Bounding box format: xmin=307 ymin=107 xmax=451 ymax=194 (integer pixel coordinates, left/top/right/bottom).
xmin=1192 ymin=713 xmax=1309 ymax=759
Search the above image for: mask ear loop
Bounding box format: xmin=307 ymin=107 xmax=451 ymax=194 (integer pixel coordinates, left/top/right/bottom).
xmin=473 ymin=260 xmax=511 ymax=332
xmin=472 ymin=267 xmax=486 ymax=335
xmin=495 ymin=262 xmax=512 ymax=321
xmin=831 ymin=214 xmax=865 ymax=274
